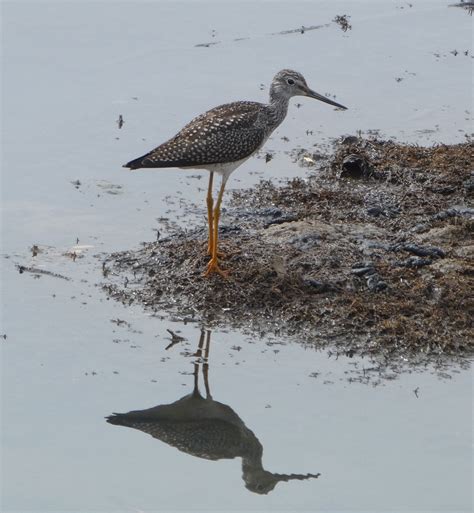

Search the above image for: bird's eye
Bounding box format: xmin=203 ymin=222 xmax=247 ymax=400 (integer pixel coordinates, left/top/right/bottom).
xmin=287 ymin=78 xmax=295 ymax=85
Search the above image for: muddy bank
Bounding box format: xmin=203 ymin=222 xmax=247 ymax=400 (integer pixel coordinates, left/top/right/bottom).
xmin=103 ymin=137 xmax=473 ymax=369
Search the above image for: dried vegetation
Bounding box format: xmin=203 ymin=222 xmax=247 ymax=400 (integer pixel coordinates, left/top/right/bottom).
xmin=103 ymin=138 xmax=473 ymax=369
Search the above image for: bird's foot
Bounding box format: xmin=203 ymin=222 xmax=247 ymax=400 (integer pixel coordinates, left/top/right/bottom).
xmin=203 ymin=258 xmax=229 ymax=278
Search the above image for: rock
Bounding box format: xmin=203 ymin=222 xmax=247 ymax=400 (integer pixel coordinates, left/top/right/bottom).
xmin=366 ymin=273 xmax=388 ymax=291
xmin=396 ymin=256 xmax=433 ymax=268
xmin=434 ymin=206 xmax=474 ymax=221
xmin=218 ymin=224 xmax=241 ymax=234
xmin=351 ymin=265 xmax=376 ymax=276
xmin=404 ymin=244 xmax=445 ymax=258
xmin=264 ymin=214 xmax=298 ymax=227
xmin=340 ymin=153 xmax=372 ymax=179
xmin=351 ymin=262 xmax=386 ymax=290
xmin=303 ymin=277 xmax=334 ymax=293
xmin=392 ymin=243 xmax=445 ymax=258
xmin=463 ymin=172 xmax=474 ymax=192
xmin=258 ymin=207 xmax=284 ymax=218
xmin=366 ymin=204 xmax=400 ymax=218
xmin=410 ymin=223 xmax=429 ymax=234
xmin=367 ymin=206 xmax=384 ymax=217
xmin=340 ymin=135 xmax=359 ymax=145
xmin=255 ymin=207 xmax=300 ymax=227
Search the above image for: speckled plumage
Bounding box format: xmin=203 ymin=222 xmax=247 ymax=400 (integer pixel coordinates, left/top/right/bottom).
xmin=107 ymin=329 xmax=321 ymax=493
xmin=123 ymin=70 xmax=346 ymax=276
xmin=125 ymin=101 xmax=272 ymax=170
xmin=107 ymin=399 xmax=259 ymax=462
xmin=123 ymin=69 xmax=341 ymax=172
xmin=107 ymin=385 xmax=320 ymax=494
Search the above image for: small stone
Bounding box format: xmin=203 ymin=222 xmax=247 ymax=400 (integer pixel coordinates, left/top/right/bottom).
xmin=264 ymin=214 xmax=298 ymax=228
xmin=366 ymin=274 xmax=387 ymax=291
xmin=351 ymin=262 xmax=376 ymax=277
xmin=463 ymin=173 xmax=474 ymax=192
xmin=219 ymin=224 xmax=240 ymax=234
xmin=303 ymin=277 xmax=332 ymax=293
xmin=352 ymin=266 xmax=376 ymax=276
xmin=340 ymin=153 xmax=372 ymax=179
xmin=340 ymin=135 xmax=359 ymax=145
xmin=259 ymin=207 xmax=283 ymax=218
xmin=430 ymin=185 xmax=456 ymax=195
xmin=403 ymin=244 xmax=445 ymax=258
xmin=410 ymin=223 xmax=429 ymax=233
xmin=396 ymin=256 xmax=433 ymax=268
xmin=367 ymin=206 xmax=384 ymax=217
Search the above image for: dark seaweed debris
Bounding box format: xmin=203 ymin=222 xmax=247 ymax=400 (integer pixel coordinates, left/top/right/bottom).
xmin=103 ymin=138 xmax=473 ymax=370
xmin=333 ymin=15 xmax=352 ymax=32
xmin=17 ymin=264 xmax=70 ymax=281
xmin=450 ymin=2 xmax=474 ymax=15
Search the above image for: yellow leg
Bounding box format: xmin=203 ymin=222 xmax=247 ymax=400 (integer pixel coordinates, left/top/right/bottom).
xmin=204 ymin=176 xmax=229 ymax=277
xmin=206 ymin=172 xmax=214 ymax=255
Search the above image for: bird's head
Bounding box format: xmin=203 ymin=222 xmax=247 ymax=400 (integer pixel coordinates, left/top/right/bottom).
xmin=243 ymin=467 xmax=321 ymax=495
xmin=271 ymin=69 xmax=347 ymax=110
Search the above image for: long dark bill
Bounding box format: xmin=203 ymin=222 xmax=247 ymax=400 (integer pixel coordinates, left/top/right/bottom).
xmin=305 ymin=88 xmax=347 ymax=110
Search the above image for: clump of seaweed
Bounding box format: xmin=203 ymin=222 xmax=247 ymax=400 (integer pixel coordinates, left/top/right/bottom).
xmin=103 ymin=138 xmax=473 ymax=372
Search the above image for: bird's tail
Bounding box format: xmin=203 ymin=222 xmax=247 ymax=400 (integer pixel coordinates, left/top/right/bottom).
xmin=123 ymin=155 xmax=146 ymax=170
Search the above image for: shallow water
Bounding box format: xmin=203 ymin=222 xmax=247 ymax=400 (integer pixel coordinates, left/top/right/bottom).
xmin=1 ymin=1 xmax=472 ymax=512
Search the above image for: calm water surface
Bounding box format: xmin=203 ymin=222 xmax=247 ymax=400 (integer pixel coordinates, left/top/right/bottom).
xmin=2 ymin=1 xmax=472 ymax=512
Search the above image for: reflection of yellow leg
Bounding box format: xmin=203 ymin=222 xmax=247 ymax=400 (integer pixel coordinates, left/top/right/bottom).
xmin=192 ymin=361 xmax=200 ymax=397
xmin=204 ymin=177 xmax=229 ymax=277
xmin=204 ymin=330 xmax=211 ymax=361
xmin=203 ymin=331 xmax=212 ymax=399
xmin=195 ymin=329 xmax=205 ymax=358
xmin=206 ymin=172 xmax=214 ymax=255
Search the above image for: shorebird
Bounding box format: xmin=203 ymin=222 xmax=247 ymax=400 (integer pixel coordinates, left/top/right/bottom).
xmin=124 ymin=69 xmax=347 ymax=277
xmin=107 ymin=330 xmax=320 ymax=494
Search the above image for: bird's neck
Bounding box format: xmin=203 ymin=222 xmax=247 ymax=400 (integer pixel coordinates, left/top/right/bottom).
xmin=241 ymin=441 xmax=265 ymax=477
xmin=268 ymin=89 xmax=290 ymax=127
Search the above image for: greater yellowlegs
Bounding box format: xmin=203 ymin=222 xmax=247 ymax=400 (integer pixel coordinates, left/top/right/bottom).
xmin=124 ymin=69 xmax=347 ymax=277
xmin=107 ymin=330 xmax=320 ymax=494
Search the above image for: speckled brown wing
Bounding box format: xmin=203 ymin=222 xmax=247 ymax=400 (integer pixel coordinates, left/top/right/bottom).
xmin=115 ymin=419 xmax=248 ymax=460
xmin=124 ymin=101 xmax=266 ymax=169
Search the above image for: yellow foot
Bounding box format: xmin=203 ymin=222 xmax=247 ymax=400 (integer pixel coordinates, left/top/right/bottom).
xmin=203 ymin=258 xmax=229 ymax=278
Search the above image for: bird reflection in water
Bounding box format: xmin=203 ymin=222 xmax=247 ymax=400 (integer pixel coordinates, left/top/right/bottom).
xmin=107 ymin=329 xmax=320 ymax=494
